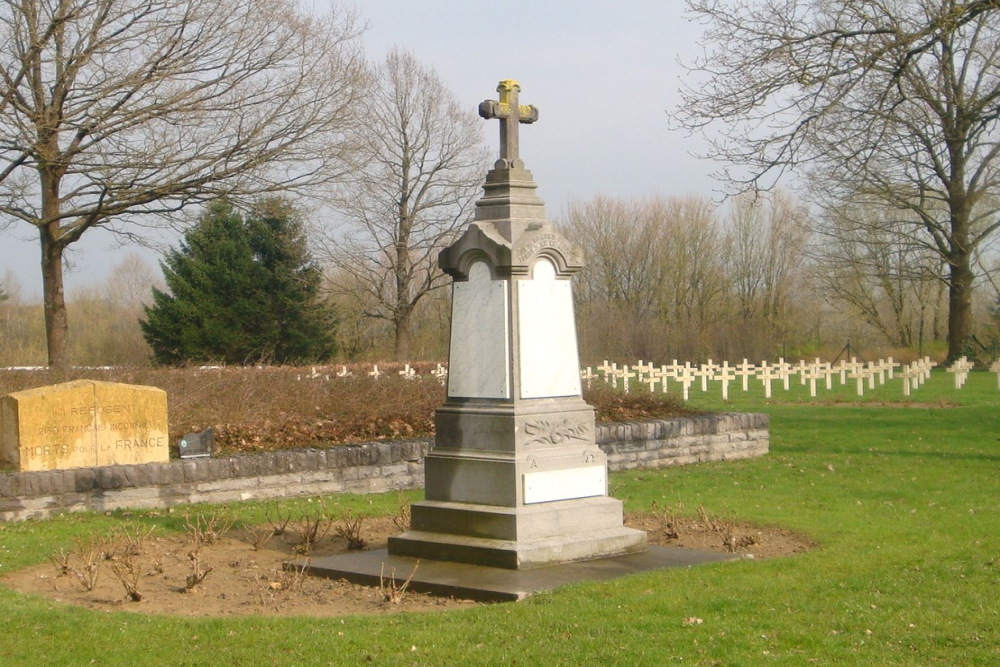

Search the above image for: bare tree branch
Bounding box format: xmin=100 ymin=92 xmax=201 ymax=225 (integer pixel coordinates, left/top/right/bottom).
xmin=677 ymin=0 xmax=1000 ymax=360
xmin=318 ymin=48 xmax=488 ymax=359
xmin=0 ymin=0 xmax=367 ymax=367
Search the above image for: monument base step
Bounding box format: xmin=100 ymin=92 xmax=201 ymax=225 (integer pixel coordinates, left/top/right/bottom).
xmin=387 ymin=525 xmax=648 ymax=570
xmin=409 ymin=496 xmax=628 ymax=542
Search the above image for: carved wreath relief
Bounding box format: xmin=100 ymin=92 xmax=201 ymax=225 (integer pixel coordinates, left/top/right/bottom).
xmin=523 ymin=417 xmax=590 ymax=447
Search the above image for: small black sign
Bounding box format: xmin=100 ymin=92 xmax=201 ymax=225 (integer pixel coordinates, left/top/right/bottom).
xmin=179 ymin=427 xmax=215 ymax=459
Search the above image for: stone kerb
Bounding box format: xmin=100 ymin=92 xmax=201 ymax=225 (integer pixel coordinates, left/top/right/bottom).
xmin=0 ymin=415 xmax=767 ymax=522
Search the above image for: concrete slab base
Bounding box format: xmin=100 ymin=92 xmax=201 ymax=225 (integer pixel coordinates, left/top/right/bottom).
xmin=293 ymin=546 xmax=737 ymax=602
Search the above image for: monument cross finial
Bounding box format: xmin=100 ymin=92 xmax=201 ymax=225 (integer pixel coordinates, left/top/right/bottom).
xmin=479 ymin=79 xmax=538 ymax=169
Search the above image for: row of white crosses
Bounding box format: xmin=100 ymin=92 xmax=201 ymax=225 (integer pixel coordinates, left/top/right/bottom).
xmin=945 ymin=356 xmax=975 ymax=389
xmin=898 ymin=357 xmax=936 ymax=396
xmin=296 ymin=364 xmax=450 ymax=386
xmin=583 ymin=357 xmax=948 ymax=400
xmin=287 ymin=356 xmax=989 ymax=397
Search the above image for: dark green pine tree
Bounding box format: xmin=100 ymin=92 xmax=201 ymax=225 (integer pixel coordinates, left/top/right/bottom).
xmin=141 ymin=199 xmax=337 ymax=365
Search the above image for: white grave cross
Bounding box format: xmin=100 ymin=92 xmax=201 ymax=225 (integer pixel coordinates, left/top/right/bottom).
xmin=717 ymin=361 xmax=736 ymax=400
xmin=735 ymin=359 xmax=756 ymax=392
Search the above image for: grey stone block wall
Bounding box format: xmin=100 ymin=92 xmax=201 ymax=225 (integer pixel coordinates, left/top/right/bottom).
xmin=596 ymin=412 xmax=769 ymax=470
xmin=0 ymin=413 xmax=767 ymax=521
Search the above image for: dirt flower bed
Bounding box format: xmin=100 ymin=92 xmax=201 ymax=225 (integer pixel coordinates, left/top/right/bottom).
xmin=3 ymin=509 xmax=813 ymax=618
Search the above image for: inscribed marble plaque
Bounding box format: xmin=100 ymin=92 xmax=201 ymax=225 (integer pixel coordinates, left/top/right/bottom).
xmin=522 ymin=466 xmax=606 ymax=504
xmin=517 ymin=259 xmax=582 ymax=398
xmin=448 ymin=261 xmax=511 ymax=399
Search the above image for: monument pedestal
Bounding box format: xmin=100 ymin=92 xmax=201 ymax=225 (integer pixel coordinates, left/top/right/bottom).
xmin=390 ymin=399 xmax=646 ymax=569
xmin=388 ymin=79 xmax=646 ymax=570
xmin=389 ymin=498 xmax=644 ymax=570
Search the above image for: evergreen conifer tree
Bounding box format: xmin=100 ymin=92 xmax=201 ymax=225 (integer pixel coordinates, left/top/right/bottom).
xmin=141 ymin=200 xmax=336 ymax=364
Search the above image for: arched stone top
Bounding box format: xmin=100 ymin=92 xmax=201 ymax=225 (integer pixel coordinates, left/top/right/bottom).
xmin=440 ymin=221 xmax=584 ymax=280
xmin=511 ymin=230 xmax=584 ymax=277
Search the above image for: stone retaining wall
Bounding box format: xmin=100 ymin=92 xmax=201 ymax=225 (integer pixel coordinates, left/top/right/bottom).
xmin=0 ymin=412 xmax=768 ymax=522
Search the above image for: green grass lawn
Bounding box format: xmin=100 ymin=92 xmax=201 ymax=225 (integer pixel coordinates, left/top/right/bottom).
xmin=2 ymin=369 xmax=999 ymax=665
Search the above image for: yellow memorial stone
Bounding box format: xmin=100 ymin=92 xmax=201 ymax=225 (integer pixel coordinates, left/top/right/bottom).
xmin=1 ymin=380 xmax=170 ymax=471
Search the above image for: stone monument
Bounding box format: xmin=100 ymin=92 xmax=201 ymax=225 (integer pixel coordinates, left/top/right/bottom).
xmin=1 ymin=379 xmax=169 ymax=471
xmin=388 ymin=80 xmax=647 ymax=569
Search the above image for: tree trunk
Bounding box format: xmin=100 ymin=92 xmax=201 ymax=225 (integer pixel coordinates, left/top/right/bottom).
xmin=946 ymin=188 xmax=974 ymax=363
xmin=947 ymin=255 xmax=974 ymax=363
xmin=40 ymin=223 xmax=69 ymax=369
xmin=394 ymin=310 xmax=412 ymax=360
xmin=39 ymin=148 xmax=70 ymax=370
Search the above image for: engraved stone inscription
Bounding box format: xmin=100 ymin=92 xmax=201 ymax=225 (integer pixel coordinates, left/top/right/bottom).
xmin=514 ymin=232 xmax=582 ymax=265
xmin=515 ymin=232 xmax=572 ymax=262
xmin=1 ymin=380 xmax=169 ymax=471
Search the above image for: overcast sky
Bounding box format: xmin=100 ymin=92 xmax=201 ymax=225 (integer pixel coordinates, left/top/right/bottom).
xmin=0 ymin=1 xmax=717 ymax=300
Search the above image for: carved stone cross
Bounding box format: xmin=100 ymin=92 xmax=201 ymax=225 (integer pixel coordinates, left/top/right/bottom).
xmin=479 ymin=79 xmax=539 ymax=169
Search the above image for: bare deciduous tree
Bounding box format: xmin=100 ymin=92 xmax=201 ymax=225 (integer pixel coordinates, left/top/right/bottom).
xmin=320 ymin=48 xmax=488 ymax=360
xmin=812 ymin=203 xmax=948 ymax=350
xmin=562 ymin=196 xmax=673 ymax=360
xmin=677 ymin=0 xmax=1000 ymax=361
xmin=564 ymin=195 xmax=665 ymax=321
xmin=563 ymin=191 xmax=818 ymax=362
xmin=0 ymin=0 xmax=366 ymax=368
xmin=69 ymin=253 xmax=158 ymax=365
xmin=563 ymin=194 xmax=733 ymax=361
xmin=0 ymin=270 xmax=45 ymax=365
xmin=722 ymin=190 xmax=811 ymax=354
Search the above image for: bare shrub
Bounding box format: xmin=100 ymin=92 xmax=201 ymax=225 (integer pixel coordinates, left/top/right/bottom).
xmin=50 ymin=549 xmax=73 ymax=577
xmin=68 ymin=539 xmax=103 ymax=592
xmin=291 ymin=504 xmax=333 ymax=555
xmin=111 ymin=522 xmax=156 ymax=557
xmin=649 ymin=500 xmax=684 ymax=541
xmin=273 ymin=562 xmax=310 ymax=593
xmin=184 ymin=549 xmax=213 ymax=592
xmin=379 ymin=561 xmax=418 ymax=604
xmin=96 ymin=535 xmax=120 ymax=562
xmin=335 ymin=509 xmax=367 ymax=550
xmin=722 ymin=530 xmax=760 ymax=553
xmin=110 ymin=553 xmax=143 ymax=602
xmin=696 ymin=505 xmax=759 ymax=553
xmin=392 ymin=494 xmax=411 ymax=532
xmin=240 ymin=523 xmax=276 ymax=551
xmin=264 ymin=504 xmax=293 ymax=537
xmin=696 ymin=504 xmax=730 ymax=533
xmin=184 ymin=512 xmax=234 ymax=548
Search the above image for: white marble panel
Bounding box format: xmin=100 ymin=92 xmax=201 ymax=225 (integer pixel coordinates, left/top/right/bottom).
xmin=448 ymin=261 xmax=510 ymax=399
xmin=523 ymin=466 xmax=606 ymax=504
xmin=517 ymin=259 xmax=583 ymax=398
